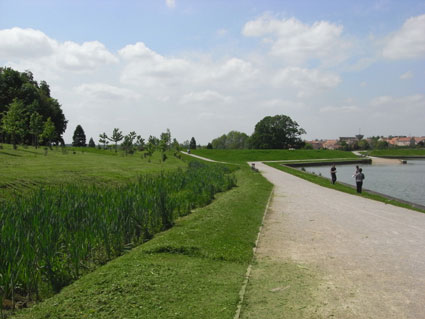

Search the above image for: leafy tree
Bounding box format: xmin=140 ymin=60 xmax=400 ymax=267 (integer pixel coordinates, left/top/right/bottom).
xmin=108 ymin=128 xmax=123 ymax=152
xmin=121 ymin=131 xmax=137 ymax=155
xmin=211 ymin=131 xmax=249 ymax=149
xmin=99 ymin=132 xmax=109 ymax=149
xmin=160 ymin=128 xmax=171 ymax=150
xmin=189 ymin=137 xmax=197 ymax=150
xmin=206 ymin=142 xmax=213 ymax=149
xmin=88 ymin=137 xmax=95 ymax=148
xmin=1 ymin=98 xmax=27 ymax=149
xmin=72 ymin=125 xmax=87 ymax=147
xmin=249 ymin=115 xmax=306 ymax=149
xmin=145 ymin=136 xmax=157 ymax=162
xmin=135 ymin=135 xmax=145 ymax=151
xmin=171 ymin=138 xmax=180 ymax=151
xmin=40 ymin=117 xmax=56 ymax=149
xmin=29 ymin=112 xmax=44 ymax=148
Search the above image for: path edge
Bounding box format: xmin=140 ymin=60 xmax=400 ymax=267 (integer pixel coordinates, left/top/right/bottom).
xmin=233 ymin=183 xmax=274 ymax=319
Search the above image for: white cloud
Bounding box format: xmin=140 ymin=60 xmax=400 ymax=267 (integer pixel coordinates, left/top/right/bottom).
xmin=242 ymin=15 xmax=350 ymax=65
xmin=382 ymin=14 xmax=425 ymax=59
xmin=180 ymin=90 xmax=232 ymax=105
xmin=320 ymin=105 xmax=360 ymax=113
xmin=166 ymin=0 xmax=176 ymax=8
xmin=75 ymin=83 xmax=141 ymax=101
xmin=0 ymin=27 xmax=117 ymax=72
xmin=400 ymin=71 xmax=413 ymax=80
xmin=272 ymin=67 xmax=341 ymax=97
xmin=370 ymin=94 xmax=425 ymax=110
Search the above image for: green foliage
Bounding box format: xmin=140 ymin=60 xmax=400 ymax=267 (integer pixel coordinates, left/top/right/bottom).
xmin=98 ymin=132 xmax=109 ymax=149
xmin=1 ymin=98 xmax=27 ymax=149
xmin=108 ymin=128 xmax=123 ymax=152
xmin=250 ymin=114 xmax=306 ymax=149
xmin=72 ymin=125 xmax=86 ymax=147
xmin=207 ymin=142 xmax=213 ymax=149
xmin=29 ymin=112 xmax=43 ymax=148
xmin=40 ymin=117 xmax=56 ymax=149
xmin=121 ymin=131 xmax=137 ymax=154
xmin=211 ymin=130 xmax=249 ymax=149
xmin=190 ymin=137 xmax=197 ymax=150
xmin=0 ymin=162 xmax=236 ymax=308
xmin=88 ymin=138 xmax=95 ymax=148
xmin=0 ymin=67 xmax=67 ymax=145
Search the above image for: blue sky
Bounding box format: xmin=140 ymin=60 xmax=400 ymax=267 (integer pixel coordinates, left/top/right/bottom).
xmin=1 ymin=0 xmax=424 ymax=143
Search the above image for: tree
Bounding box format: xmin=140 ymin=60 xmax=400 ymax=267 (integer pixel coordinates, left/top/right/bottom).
xmin=249 ymin=115 xmax=306 ymax=149
xmin=206 ymin=142 xmax=213 ymax=149
xmin=211 ymin=131 xmax=249 ymax=149
xmin=40 ymin=117 xmax=56 ymax=149
xmin=72 ymin=125 xmax=87 ymax=147
xmin=29 ymin=112 xmax=43 ymax=148
xmin=1 ymin=98 xmax=27 ymax=149
xmin=99 ymin=132 xmax=109 ymax=149
xmin=160 ymin=128 xmax=171 ymax=150
xmin=135 ymin=135 xmax=145 ymax=151
xmin=88 ymin=137 xmax=95 ymax=148
xmin=189 ymin=137 xmax=197 ymax=150
xmin=121 ymin=131 xmax=137 ymax=155
xmin=108 ymin=128 xmax=123 ymax=152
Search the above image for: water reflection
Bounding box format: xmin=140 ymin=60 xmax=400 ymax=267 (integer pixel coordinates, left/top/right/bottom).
xmin=303 ymin=160 xmax=425 ymax=206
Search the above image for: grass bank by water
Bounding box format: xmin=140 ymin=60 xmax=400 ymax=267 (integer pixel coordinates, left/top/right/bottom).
xmin=266 ymin=163 xmax=425 ymax=213
xmin=12 ymin=167 xmax=273 ymax=319
xmin=368 ymin=148 xmax=425 ymax=157
xmin=192 ymin=149 xmax=358 ymax=165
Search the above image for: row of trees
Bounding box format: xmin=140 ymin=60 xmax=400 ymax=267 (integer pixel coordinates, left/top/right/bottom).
xmin=210 ymin=115 xmax=306 ymax=149
xmin=0 ymin=67 xmax=67 ymax=149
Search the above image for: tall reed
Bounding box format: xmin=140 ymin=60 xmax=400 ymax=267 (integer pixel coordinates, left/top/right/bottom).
xmin=0 ymin=161 xmax=236 ymax=312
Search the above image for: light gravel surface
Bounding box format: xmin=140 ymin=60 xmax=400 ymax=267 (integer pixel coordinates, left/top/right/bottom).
xmin=246 ymin=162 xmax=425 ymax=319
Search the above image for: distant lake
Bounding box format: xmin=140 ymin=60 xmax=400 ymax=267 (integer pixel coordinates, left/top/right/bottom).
xmin=303 ymin=160 xmax=425 ymax=207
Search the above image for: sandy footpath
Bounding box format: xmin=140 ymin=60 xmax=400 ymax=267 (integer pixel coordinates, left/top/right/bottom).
xmin=243 ymin=162 xmax=425 ymax=318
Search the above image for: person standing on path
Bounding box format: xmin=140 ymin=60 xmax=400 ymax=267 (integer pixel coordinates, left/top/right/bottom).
xmin=330 ymin=164 xmax=337 ymax=184
xmin=355 ymin=168 xmax=365 ymax=193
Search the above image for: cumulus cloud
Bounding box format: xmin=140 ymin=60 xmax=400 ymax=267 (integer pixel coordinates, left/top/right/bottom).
xmin=370 ymin=94 xmax=425 ymax=110
xmin=382 ymin=14 xmax=425 ymax=59
xmin=0 ymin=27 xmax=117 ymax=72
xmin=272 ymin=67 xmax=341 ymax=97
xmin=180 ymin=90 xmax=232 ymax=105
xmin=242 ymin=15 xmax=350 ymax=65
xmin=320 ymin=105 xmax=360 ymax=113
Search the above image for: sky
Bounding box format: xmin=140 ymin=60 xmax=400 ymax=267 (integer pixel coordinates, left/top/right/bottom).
xmin=1 ymin=0 xmax=424 ymax=144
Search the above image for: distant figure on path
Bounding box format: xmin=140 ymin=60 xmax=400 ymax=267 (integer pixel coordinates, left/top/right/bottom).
xmin=330 ymin=164 xmax=337 ymax=184
xmin=355 ymin=168 xmax=365 ymax=193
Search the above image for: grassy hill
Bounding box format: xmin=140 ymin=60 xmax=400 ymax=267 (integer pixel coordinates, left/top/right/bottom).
xmin=0 ymin=144 xmax=185 ymax=201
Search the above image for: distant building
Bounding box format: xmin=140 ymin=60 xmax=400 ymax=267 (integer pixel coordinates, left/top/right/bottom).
xmin=339 ymin=137 xmax=358 ymax=145
xmin=306 ymin=140 xmax=324 ymax=149
xmin=323 ymin=139 xmax=339 ymax=150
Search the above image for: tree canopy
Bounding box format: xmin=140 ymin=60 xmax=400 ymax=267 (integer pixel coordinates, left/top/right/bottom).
xmin=249 ymin=115 xmax=306 ymax=149
xmin=211 ymin=131 xmax=249 ymax=149
xmin=72 ymin=125 xmax=87 ymax=147
xmin=0 ymin=67 xmax=67 ymax=145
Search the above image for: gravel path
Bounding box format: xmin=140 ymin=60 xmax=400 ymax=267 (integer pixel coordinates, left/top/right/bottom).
xmin=244 ymin=162 xmax=425 ymax=318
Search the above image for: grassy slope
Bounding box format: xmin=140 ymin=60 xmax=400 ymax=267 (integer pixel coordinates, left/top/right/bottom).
xmin=267 ymin=162 xmax=424 ymax=213
xmin=368 ymin=148 xmax=425 ymax=157
xmin=192 ymin=149 xmax=358 ymax=164
xmin=13 ymin=168 xmax=273 ymax=319
xmin=0 ymin=144 xmax=185 ymax=200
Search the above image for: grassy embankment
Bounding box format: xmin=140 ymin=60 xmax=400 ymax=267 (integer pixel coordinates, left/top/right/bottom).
xmin=368 ymin=148 xmax=425 ymax=157
xmin=12 ymin=166 xmax=272 ymax=319
xmin=0 ymin=144 xmax=185 ymax=201
xmin=191 ymin=149 xmax=358 ymax=165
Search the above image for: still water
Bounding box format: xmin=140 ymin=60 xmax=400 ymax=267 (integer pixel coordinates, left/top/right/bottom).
xmin=304 ymin=160 xmax=425 ymax=207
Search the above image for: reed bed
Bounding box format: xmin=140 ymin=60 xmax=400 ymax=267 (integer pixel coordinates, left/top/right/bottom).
xmin=0 ymin=161 xmax=236 ymax=313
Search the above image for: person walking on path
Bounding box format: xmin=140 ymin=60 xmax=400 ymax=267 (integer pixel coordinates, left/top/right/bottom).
xmin=330 ymin=164 xmax=337 ymax=184
xmin=355 ymin=168 xmax=365 ymax=193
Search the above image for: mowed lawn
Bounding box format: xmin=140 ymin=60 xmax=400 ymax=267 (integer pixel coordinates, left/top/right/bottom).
xmin=368 ymin=148 xmax=425 ymax=157
xmin=0 ymin=144 xmax=186 ymax=200
xmin=191 ymin=149 xmax=358 ymax=164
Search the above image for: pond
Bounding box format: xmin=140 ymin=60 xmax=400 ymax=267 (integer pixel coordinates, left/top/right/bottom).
xmin=303 ymin=160 xmax=425 ymax=207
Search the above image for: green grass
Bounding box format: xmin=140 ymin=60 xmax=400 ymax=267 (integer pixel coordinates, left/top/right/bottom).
xmin=191 ymin=149 xmax=358 ymax=165
xmin=12 ymin=167 xmax=273 ymax=319
xmin=368 ymin=148 xmax=425 ymax=157
xmin=0 ymin=144 xmax=185 ymax=201
xmin=266 ymin=162 xmax=425 ymax=213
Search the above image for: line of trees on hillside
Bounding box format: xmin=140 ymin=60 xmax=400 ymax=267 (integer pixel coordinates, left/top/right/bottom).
xmin=210 ymin=115 xmax=306 ymax=149
xmin=0 ymin=67 xmax=67 ymax=149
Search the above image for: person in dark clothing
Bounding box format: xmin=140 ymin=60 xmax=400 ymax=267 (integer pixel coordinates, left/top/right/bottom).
xmin=330 ymin=164 xmax=337 ymax=184
xmin=355 ymin=168 xmax=365 ymax=193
